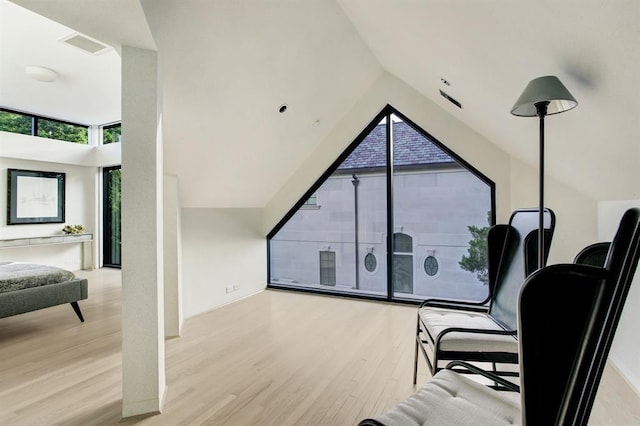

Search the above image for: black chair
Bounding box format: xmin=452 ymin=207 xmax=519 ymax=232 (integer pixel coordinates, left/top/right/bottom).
xmin=413 ymin=208 xmax=555 ymax=383
xmin=574 ymin=241 xmax=610 ymax=267
xmin=361 ymin=207 xmax=640 ymax=426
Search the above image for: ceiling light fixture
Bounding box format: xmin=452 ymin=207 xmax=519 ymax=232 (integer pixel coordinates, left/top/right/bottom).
xmin=25 ymin=65 xmax=58 ymax=82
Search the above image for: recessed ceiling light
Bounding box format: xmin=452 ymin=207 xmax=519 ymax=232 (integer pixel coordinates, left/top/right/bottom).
xmin=25 ymin=65 xmax=58 ymax=82
xmin=279 ymin=104 xmax=288 ymax=113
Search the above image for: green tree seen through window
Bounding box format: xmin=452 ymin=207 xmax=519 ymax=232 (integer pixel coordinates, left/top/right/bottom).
xmin=0 ymin=109 xmax=88 ymax=144
xmin=0 ymin=110 xmax=32 ymax=135
xmin=459 ymin=212 xmax=491 ymax=285
xmin=103 ymin=124 xmax=122 ymax=144
xmin=37 ymin=118 xmax=88 ymax=144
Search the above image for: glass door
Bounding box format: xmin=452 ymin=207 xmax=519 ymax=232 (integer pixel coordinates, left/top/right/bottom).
xmin=103 ymin=166 xmax=121 ymax=267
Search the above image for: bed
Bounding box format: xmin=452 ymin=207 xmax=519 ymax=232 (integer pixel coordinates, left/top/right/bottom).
xmin=0 ymin=262 xmax=88 ymax=321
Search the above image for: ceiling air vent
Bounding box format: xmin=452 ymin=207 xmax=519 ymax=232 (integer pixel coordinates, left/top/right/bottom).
xmin=60 ymin=33 xmax=110 ymax=55
xmin=439 ymin=90 xmax=462 ymax=109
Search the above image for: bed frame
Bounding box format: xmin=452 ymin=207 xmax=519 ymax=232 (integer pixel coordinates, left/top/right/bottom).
xmin=0 ymin=277 xmax=88 ymax=321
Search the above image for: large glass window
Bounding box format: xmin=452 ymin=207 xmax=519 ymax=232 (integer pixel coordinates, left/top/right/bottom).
xmin=0 ymin=108 xmax=88 ymax=144
xmin=268 ymin=105 xmax=494 ymax=303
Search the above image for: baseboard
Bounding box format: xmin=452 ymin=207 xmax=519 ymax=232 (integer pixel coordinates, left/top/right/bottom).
xmin=184 ymin=288 xmax=265 ymax=320
xmin=608 ymin=360 xmax=640 ymax=400
xmin=121 ymin=385 xmax=167 ymax=419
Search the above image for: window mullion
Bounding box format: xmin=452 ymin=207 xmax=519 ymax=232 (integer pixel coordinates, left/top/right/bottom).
xmin=385 ymin=112 xmax=394 ymax=301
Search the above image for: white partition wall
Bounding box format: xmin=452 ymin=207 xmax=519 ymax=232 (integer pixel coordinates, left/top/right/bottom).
xmin=121 ymin=46 xmax=166 ymax=417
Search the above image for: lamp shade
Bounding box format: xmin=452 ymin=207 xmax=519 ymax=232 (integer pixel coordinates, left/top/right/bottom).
xmin=511 ymin=76 xmax=577 ymax=117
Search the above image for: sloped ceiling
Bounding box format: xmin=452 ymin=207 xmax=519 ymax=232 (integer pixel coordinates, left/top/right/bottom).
xmin=337 ymin=0 xmax=640 ymax=202
xmin=5 ymin=0 xmax=640 ymax=207
xmin=141 ymin=0 xmax=383 ymax=207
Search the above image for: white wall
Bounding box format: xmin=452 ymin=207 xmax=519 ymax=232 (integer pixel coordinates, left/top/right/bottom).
xmin=509 ymin=158 xmax=597 ymax=264
xmin=1 ymin=131 xmax=122 ymax=270
xmin=264 ymin=72 xmax=512 ymax=234
xmin=0 ymin=157 xmax=95 ymax=270
xmin=95 ymin=141 xmax=122 ymax=167
xmin=0 ymin=131 xmax=95 ymax=166
xmin=181 ymin=208 xmax=266 ymax=318
xmin=598 ymin=200 xmax=640 ymax=394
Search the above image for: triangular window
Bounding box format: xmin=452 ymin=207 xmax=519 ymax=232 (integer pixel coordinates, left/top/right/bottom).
xmin=268 ymin=105 xmax=494 ymax=302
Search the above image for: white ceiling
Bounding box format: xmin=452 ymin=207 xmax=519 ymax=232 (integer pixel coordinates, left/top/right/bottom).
xmin=0 ymin=1 xmax=123 ymax=124
xmin=4 ymin=0 xmax=640 ymax=207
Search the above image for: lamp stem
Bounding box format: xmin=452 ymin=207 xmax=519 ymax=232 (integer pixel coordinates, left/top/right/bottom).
xmin=536 ymin=101 xmax=549 ymax=269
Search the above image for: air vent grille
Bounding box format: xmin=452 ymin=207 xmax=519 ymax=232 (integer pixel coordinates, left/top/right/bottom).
xmin=60 ymin=33 xmax=110 ymax=55
xmin=439 ymin=90 xmax=462 ymax=109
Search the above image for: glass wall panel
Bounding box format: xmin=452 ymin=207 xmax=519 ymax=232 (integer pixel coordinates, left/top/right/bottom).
xmin=37 ymin=118 xmax=88 ymax=144
xmin=268 ymin=106 xmax=494 ymax=303
xmin=103 ymin=123 xmax=122 ymax=144
xmin=391 ymin=115 xmax=492 ymax=301
xmin=0 ymin=110 xmax=32 ymax=135
xmin=269 ymin=118 xmax=388 ymax=297
xmin=103 ymin=166 xmax=122 ymax=267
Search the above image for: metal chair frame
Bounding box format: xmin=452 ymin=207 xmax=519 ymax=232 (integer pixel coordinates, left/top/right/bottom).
xmin=413 ymin=208 xmax=556 ymax=383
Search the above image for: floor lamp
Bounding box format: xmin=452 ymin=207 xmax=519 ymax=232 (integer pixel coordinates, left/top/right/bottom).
xmin=511 ymin=76 xmax=577 ymax=268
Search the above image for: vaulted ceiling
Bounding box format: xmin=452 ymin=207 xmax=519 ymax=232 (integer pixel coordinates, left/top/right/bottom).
xmin=4 ymin=0 xmax=640 ymax=207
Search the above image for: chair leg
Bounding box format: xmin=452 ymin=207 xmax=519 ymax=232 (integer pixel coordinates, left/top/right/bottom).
xmin=413 ymin=316 xmax=420 ymax=384
xmin=70 ymin=302 xmax=85 ymax=322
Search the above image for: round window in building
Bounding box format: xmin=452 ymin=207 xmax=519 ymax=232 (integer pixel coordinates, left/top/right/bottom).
xmin=364 ymin=253 xmax=377 ymax=273
xmin=423 ymin=255 xmax=439 ymax=277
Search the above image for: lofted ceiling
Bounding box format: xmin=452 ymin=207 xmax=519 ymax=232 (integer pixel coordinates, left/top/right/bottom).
xmin=4 ymin=0 xmax=640 ymax=207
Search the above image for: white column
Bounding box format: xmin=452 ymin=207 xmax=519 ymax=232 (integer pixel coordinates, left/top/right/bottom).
xmin=164 ymin=174 xmax=183 ymax=337
xmin=121 ymin=46 xmax=166 ymax=417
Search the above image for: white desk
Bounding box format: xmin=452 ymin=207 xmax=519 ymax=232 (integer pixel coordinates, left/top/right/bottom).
xmin=0 ymin=234 xmax=94 ymax=270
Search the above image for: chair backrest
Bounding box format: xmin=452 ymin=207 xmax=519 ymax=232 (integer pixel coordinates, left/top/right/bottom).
xmin=518 ymin=207 xmax=640 ymax=425
xmin=574 ymin=242 xmax=611 ymax=267
xmin=565 ymin=208 xmax=640 ymax=425
xmin=489 ymin=208 xmax=556 ymax=330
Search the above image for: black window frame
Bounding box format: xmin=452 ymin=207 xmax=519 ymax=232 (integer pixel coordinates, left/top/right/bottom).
xmin=0 ymin=107 xmax=89 ymax=144
xmin=102 ymin=122 xmax=122 ymax=145
xmin=266 ymin=104 xmax=496 ymax=305
xmin=103 ymin=165 xmax=122 ymax=268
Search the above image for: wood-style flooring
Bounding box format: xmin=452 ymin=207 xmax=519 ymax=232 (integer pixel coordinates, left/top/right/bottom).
xmin=0 ymin=268 xmax=638 ymax=425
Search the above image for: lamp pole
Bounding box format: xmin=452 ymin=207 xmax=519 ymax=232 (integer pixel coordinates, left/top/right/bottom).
xmin=511 ymin=75 xmax=578 ymax=270
xmin=536 ymin=101 xmax=549 ymax=269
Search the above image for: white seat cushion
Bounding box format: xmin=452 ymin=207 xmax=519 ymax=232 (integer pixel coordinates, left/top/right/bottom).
xmin=369 ymin=369 xmax=521 ymax=425
xmin=419 ymin=306 xmax=518 ymax=353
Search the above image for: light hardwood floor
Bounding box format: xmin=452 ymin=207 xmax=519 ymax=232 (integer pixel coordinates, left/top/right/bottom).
xmin=0 ymin=268 xmax=638 ymax=425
